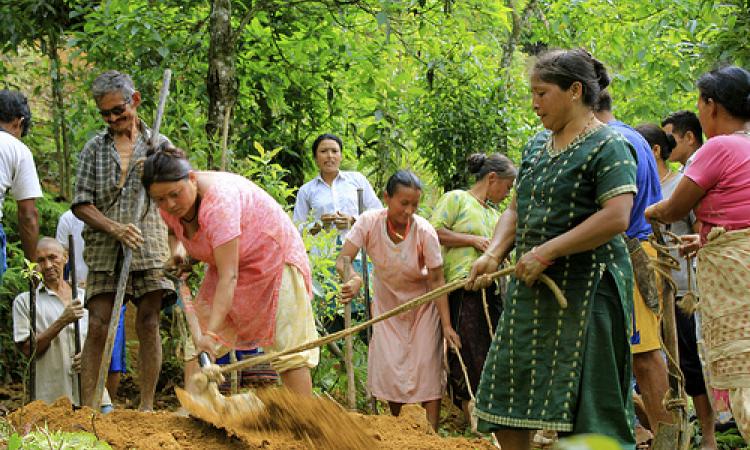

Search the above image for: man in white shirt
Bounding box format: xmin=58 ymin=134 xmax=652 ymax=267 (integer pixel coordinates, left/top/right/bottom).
xmin=0 ymin=90 xmax=42 ymax=280
xmin=12 ymin=238 xmax=111 ymax=409
xmin=56 ymin=209 xmax=88 ymax=284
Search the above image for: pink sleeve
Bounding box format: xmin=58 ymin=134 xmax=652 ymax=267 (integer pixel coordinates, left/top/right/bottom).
xmin=202 ymin=188 xmax=242 ymax=248
xmin=159 ymin=207 xmax=178 ymax=231
xmin=345 ymin=212 xmax=372 ymax=250
xmin=685 ymin=139 xmax=726 ymax=191
xmin=419 ymin=219 xmax=443 ymax=269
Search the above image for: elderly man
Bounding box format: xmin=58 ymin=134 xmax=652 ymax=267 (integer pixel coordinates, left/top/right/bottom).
xmin=73 ymin=71 xmax=173 ymax=410
xmin=0 ymin=90 xmax=41 ymax=279
xmin=12 ymin=238 xmax=111 ymax=409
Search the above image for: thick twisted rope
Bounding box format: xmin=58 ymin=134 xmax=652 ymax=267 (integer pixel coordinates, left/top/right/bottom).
xmin=215 ymin=266 xmax=567 ymax=375
xmin=647 ymin=229 xmax=690 ymax=413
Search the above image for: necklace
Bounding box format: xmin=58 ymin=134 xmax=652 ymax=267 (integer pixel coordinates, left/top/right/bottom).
xmin=546 ymin=115 xmax=601 ymax=157
xmin=180 ymin=195 xmax=201 ymax=224
xmin=660 ymin=170 xmax=676 ymax=183
xmin=468 ymin=190 xmax=487 ymax=207
xmin=387 ymin=216 xmax=410 ymax=241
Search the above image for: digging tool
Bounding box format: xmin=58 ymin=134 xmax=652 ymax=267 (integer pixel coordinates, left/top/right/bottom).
xmin=341 ymin=256 xmax=356 ymax=410
xmin=68 ymin=234 xmax=83 ymax=407
xmin=356 ymin=188 xmax=372 ymax=342
xmin=175 ymin=266 xmax=567 ymax=425
xmin=91 ymin=69 xmax=172 ymax=410
xmin=356 ymin=188 xmax=377 ymax=413
xmin=648 ymin=221 xmax=691 ymax=450
xmin=27 ymin=276 xmax=36 ymax=403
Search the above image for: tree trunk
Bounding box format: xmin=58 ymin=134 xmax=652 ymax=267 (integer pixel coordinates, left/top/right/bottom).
xmin=48 ymin=34 xmax=71 ymax=200
xmin=496 ymin=0 xmax=539 ymax=151
xmin=206 ymin=0 xmax=237 ymax=170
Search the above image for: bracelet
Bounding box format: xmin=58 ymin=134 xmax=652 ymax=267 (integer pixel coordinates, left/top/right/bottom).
xmin=531 ymin=247 xmax=554 ymax=266
xmin=484 ymin=252 xmax=500 ymax=262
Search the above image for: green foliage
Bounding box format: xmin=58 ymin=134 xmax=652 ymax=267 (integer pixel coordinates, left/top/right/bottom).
xmin=0 ymin=418 xmax=111 ymax=450
xmin=232 ymin=141 xmax=298 ymax=207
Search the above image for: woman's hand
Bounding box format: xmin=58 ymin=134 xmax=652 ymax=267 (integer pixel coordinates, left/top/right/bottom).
xmin=165 ymin=247 xmax=194 ymax=276
xmin=472 ymin=236 xmax=490 ymax=252
xmin=340 ymin=276 xmax=362 ymax=303
xmin=515 ymin=247 xmax=553 ymax=287
xmin=644 ymin=203 xmax=662 ymax=223
xmin=679 ymin=234 xmax=701 ymax=257
xmin=195 ymin=333 xmax=221 ymax=359
xmin=443 ymin=326 xmax=462 ymax=350
xmin=334 ymin=212 xmax=356 ymax=230
xmin=466 ymin=254 xmax=500 ymax=290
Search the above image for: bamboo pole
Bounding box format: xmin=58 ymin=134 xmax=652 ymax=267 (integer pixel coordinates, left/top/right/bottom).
xmin=342 ymin=256 xmax=356 ymax=410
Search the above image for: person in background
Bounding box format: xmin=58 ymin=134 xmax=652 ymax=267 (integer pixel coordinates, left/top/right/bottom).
xmin=662 ymin=110 xmax=704 ymax=167
xmin=12 ymin=238 xmax=112 ymax=410
xmin=646 ymin=65 xmax=750 ymax=442
xmin=467 ymin=49 xmax=637 ymax=449
xmin=293 ymin=133 xmax=381 ymax=233
xmin=56 ymin=209 xmax=128 ymax=400
xmin=430 ymin=152 xmax=516 ymax=423
xmin=293 ymin=133 xmax=381 ymax=332
xmin=143 ymin=146 xmax=318 ymax=396
xmin=636 ymin=123 xmax=717 ymax=449
xmin=0 ymin=89 xmax=41 ymax=280
xmin=594 ymin=90 xmax=672 ymax=433
xmin=73 ymin=70 xmax=174 ymax=410
xmin=338 ymin=170 xmax=460 ymax=431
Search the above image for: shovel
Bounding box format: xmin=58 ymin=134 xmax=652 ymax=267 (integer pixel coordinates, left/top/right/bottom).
xmin=68 ymin=234 xmax=83 ymax=408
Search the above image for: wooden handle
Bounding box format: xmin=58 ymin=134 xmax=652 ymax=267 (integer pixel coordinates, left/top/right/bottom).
xmin=216 ymin=266 xmax=568 ymax=375
xmin=68 ymin=234 xmax=83 ymax=406
xmin=342 ymin=256 xmax=356 ymax=410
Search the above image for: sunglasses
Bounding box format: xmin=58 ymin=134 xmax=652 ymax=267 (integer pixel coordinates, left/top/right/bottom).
xmin=98 ymin=98 xmax=131 ymax=118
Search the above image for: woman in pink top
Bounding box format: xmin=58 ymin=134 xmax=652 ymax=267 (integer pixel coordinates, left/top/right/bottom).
xmin=142 ymin=147 xmax=319 ymax=396
xmin=337 ymin=170 xmax=460 ymax=431
xmin=646 ymin=66 xmax=750 ymax=440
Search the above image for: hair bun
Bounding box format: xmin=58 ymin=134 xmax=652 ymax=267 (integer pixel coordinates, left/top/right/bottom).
xmin=592 ymin=57 xmax=610 ymax=90
xmin=467 ymin=153 xmax=487 ymax=175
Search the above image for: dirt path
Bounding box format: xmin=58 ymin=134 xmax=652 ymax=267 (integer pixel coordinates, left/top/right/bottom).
xmin=8 ymin=396 xmax=495 ymax=449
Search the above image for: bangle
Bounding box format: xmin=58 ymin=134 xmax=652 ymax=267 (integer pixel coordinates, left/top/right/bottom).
xmin=531 ymin=247 xmax=554 ymax=266
xmin=484 ymin=252 xmax=500 ymax=262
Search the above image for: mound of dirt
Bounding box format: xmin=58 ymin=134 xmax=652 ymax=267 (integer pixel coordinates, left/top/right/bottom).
xmin=8 ymin=396 xmax=495 ymax=449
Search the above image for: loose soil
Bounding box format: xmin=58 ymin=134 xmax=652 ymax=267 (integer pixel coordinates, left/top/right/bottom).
xmin=7 ymin=395 xmax=495 ymax=449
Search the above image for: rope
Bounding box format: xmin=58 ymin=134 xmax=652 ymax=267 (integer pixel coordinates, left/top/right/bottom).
xmin=647 ymin=228 xmax=691 ymax=415
xmin=453 ymin=346 xmax=475 ymax=401
xmin=216 ymin=266 xmax=567 ymax=375
xmin=481 ymin=288 xmax=495 ymax=340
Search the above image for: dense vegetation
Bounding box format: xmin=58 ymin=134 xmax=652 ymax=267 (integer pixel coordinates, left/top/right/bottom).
xmin=1 ymin=2 xmax=749 ymax=444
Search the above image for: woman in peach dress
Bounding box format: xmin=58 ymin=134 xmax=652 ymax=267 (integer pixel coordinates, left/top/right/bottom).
xmin=142 ymin=146 xmax=318 ymax=396
xmin=337 ymin=170 xmax=460 ymax=431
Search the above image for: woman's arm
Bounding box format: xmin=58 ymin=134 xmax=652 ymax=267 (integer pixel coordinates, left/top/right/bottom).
xmin=516 ymin=193 xmax=632 ymax=286
xmin=196 ymin=237 xmax=239 ymax=356
xmin=466 ymin=195 xmax=517 ymax=289
xmin=427 ymin=267 xmax=461 ymax=349
xmin=645 ymin=177 xmax=705 ymax=224
xmin=436 ymin=228 xmax=489 ymax=252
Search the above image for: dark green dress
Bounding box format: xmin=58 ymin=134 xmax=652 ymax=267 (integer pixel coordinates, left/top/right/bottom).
xmin=474 ymin=125 xmax=637 ymax=448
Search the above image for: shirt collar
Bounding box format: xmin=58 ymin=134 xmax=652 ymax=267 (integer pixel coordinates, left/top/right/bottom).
xmin=314 ymin=171 xmax=348 ymax=185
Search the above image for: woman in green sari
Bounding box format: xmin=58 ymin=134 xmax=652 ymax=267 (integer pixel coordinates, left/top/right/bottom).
xmin=467 ymin=49 xmax=638 ymax=449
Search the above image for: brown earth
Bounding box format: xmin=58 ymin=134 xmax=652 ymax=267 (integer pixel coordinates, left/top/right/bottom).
xmin=8 ymin=394 xmax=495 ymax=449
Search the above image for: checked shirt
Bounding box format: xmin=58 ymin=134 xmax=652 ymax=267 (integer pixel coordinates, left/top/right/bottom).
xmin=73 ymin=120 xmax=170 ymax=273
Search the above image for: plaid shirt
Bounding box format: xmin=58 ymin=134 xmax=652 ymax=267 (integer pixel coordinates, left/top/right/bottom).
xmin=73 ymin=120 xmax=170 ymax=273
